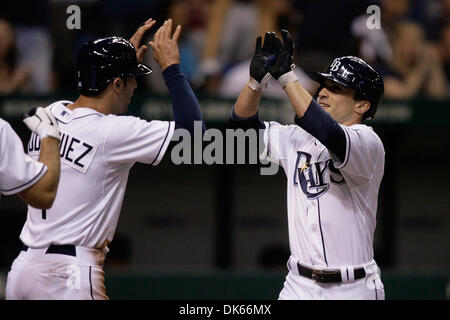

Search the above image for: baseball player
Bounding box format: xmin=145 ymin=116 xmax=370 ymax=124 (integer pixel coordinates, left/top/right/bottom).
xmin=0 ymin=108 xmax=60 ymax=209
xmin=229 ymin=31 xmax=386 ymax=299
xmin=6 ymin=18 xmax=204 ymax=300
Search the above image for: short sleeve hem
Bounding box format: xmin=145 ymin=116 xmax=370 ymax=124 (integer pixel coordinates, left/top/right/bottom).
xmin=1 ymin=164 xmax=47 ymax=195
xmin=330 ymin=125 xmax=351 ymax=169
xmin=151 ymin=121 xmax=175 ymax=166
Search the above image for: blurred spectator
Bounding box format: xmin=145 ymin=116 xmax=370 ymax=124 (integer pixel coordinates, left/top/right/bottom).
xmin=144 ymin=0 xmax=209 ymax=94
xmin=410 ymin=0 xmax=450 ymax=42
xmin=101 ymin=0 xmax=159 ymax=37
xmin=441 ymin=0 xmax=450 ymax=24
xmin=217 ymin=0 xmax=317 ymax=98
xmin=219 ymin=59 xmax=316 ymax=99
xmin=167 ymin=0 xmax=206 ymax=80
xmin=1 ymin=1 xmax=53 ymax=94
xmin=351 ymin=0 xmax=411 ymax=66
xmin=290 ymin=0 xmax=368 ymax=91
xmin=195 ymin=0 xmax=260 ymax=93
xmin=0 ymin=19 xmax=30 ymax=94
xmin=380 ymin=20 xmax=447 ymax=99
xmin=435 ymin=24 xmax=450 ymax=96
xmin=296 ymin=0 xmax=368 ymax=57
xmin=196 ymin=0 xmax=302 ymax=93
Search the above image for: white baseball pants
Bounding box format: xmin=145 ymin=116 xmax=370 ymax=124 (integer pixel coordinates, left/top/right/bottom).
xmin=6 ymin=246 xmax=109 ymax=300
xmin=279 ymin=256 xmax=385 ymax=300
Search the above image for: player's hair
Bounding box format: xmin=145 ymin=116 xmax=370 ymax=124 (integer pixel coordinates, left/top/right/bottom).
xmin=0 ymin=19 xmax=18 ymax=73
xmin=81 ymin=76 xmax=129 ymax=97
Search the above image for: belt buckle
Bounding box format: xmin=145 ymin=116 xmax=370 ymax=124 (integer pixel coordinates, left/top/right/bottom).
xmin=311 ymin=269 xmax=335 ymax=283
xmin=311 ymin=270 xmax=323 ymax=282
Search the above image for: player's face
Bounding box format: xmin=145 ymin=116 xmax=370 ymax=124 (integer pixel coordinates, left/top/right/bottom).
xmin=124 ymin=75 xmax=137 ymax=102
xmin=115 ymin=76 xmax=137 ymax=114
xmin=317 ymin=80 xmax=359 ymax=125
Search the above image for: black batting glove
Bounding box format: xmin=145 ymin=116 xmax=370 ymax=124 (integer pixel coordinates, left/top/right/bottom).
xmin=250 ymin=32 xmax=282 ymax=82
xmin=269 ymin=30 xmax=295 ymax=80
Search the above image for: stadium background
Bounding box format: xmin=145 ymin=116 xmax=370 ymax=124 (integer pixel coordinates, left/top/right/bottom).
xmin=0 ymin=0 xmax=449 ymax=299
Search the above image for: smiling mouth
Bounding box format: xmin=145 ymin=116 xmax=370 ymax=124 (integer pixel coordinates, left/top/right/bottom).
xmin=319 ymin=103 xmax=330 ymax=108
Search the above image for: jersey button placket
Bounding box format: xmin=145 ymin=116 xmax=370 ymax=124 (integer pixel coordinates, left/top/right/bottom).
xmin=308 ymin=200 xmax=317 ymax=233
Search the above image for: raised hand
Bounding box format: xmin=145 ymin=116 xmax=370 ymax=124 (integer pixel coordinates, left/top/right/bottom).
xmin=250 ymin=32 xmax=282 ymax=83
xmin=269 ymin=30 xmax=295 ymax=80
xmin=129 ymin=18 xmax=157 ymax=63
xmin=148 ymin=19 xmax=182 ymax=71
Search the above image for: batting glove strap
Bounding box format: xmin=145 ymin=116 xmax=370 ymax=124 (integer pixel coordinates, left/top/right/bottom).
xmin=278 ymin=70 xmax=298 ymax=89
xmin=23 ymin=107 xmax=60 ymax=140
xmin=248 ymin=74 xmax=271 ymax=92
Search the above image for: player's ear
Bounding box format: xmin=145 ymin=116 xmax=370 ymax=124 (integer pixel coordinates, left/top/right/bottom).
xmin=112 ymin=77 xmax=124 ymax=92
xmin=354 ymin=100 xmax=370 ymax=116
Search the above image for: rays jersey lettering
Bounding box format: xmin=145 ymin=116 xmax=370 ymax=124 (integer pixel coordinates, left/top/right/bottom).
xmin=293 ymin=151 xmax=345 ymax=199
xmin=28 ymin=130 xmax=97 ymax=174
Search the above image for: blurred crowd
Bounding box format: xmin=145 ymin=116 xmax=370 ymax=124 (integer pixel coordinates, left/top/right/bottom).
xmin=0 ymin=0 xmax=449 ymax=99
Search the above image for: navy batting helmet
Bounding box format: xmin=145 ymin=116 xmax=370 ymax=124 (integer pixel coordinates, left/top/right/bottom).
xmin=311 ymin=56 xmax=384 ymax=120
xmin=76 ymin=36 xmax=152 ymax=96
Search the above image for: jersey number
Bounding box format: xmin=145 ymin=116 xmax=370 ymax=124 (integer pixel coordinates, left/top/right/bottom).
xmin=42 ymin=209 xmax=46 ymax=220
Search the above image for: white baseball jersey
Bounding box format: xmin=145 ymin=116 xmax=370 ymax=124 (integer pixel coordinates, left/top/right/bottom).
xmin=262 ymin=121 xmax=385 ymax=268
xmin=0 ymin=118 xmax=47 ymax=197
xmin=19 ymin=100 xmax=174 ymax=249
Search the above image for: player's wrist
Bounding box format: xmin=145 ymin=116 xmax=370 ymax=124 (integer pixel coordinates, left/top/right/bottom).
xmin=37 ymin=125 xmax=60 ymax=140
xmin=278 ymin=70 xmax=298 ymax=89
xmin=161 ymin=60 xmax=180 ymax=71
xmin=248 ymin=74 xmax=270 ymax=92
xmin=41 ymin=134 xmax=60 ymax=142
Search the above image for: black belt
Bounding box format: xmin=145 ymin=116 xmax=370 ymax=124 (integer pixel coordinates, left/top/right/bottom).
xmin=22 ymin=244 xmax=76 ymax=257
xmin=297 ymin=263 xmax=366 ymax=283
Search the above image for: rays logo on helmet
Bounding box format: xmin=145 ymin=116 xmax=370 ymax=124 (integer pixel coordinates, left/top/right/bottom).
xmin=337 ymin=66 xmax=355 ymax=81
xmin=329 ymin=59 xmax=341 ymax=72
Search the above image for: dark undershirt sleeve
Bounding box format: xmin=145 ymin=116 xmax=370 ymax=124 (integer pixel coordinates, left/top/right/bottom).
xmin=227 ymin=108 xmax=266 ymax=130
xmin=294 ymin=99 xmax=347 ymax=162
xmin=162 ymin=64 xmax=206 ymax=134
